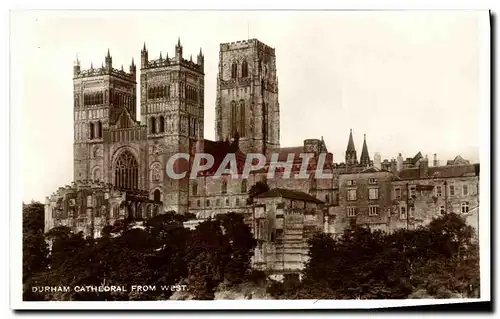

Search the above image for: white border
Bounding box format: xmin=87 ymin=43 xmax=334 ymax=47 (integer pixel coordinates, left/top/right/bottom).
xmin=7 ymin=3 xmax=493 ymax=312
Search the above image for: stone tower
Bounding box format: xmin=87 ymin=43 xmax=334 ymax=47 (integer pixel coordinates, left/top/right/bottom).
xmin=73 ymin=50 xmax=137 ymax=182
xmin=140 ymin=39 xmax=205 ymax=214
xmin=345 ymin=129 xmax=358 ymax=165
xmin=215 ymin=39 xmax=280 ymax=154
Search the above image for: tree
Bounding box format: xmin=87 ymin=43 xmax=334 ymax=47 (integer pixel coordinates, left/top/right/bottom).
xmin=246 ymin=181 xmax=270 ymax=205
xmin=22 ymin=202 xmax=49 ymax=301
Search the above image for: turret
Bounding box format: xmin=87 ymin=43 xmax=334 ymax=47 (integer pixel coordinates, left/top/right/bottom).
xmin=175 ymin=37 xmax=183 ymax=60
xmin=73 ymin=54 xmax=81 ymax=76
xmin=105 ymin=49 xmax=112 ymax=71
xmin=197 ymin=47 xmax=204 ymax=69
xmin=141 ymin=42 xmax=148 ymax=68
xmin=129 ymin=57 xmax=136 ymax=76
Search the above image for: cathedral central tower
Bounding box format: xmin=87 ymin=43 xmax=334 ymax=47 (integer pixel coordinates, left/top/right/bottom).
xmin=215 ymin=39 xmax=280 ymax=154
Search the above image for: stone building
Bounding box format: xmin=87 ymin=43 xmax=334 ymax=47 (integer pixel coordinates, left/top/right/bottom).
xmin=250 ymin=188 xmax=324 ymax=279
xmin=44 ymin=180 xmax=162 ymax=237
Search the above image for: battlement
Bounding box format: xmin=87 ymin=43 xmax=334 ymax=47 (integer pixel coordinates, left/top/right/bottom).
xmin=145 ymin=55 xmax=204 ymax=73
xmin=47 ymin=179 xmax=151 ymax=201
xmin=74 ymin=66 xmax=136 ymax=82
xmin=220 ymin=38 xmax=275 ymax=55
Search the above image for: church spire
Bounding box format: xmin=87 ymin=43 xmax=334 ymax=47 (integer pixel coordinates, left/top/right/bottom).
xmin=360 ymin=134 xmax=371 ymax=167
xmin=345 ymin=129 xmax=358 ymax=165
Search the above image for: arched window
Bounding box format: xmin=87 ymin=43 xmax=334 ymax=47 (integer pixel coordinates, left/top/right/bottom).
xmin=221 ymin=180 xmax=227 ymax=194
xmin=230 ymin=101 xmax=237 ymax=136
xmin=159 ymin=116 xmax=165 ymax=133
xmin=89 ymin=122 xmax=95 ymax=139
xmin=241 ymin=179 xmax=247 ymax=193
xmin=239 ymin=100 xmax=245 ymax=137
xmin=150 ymin=117 xmax=156 ymax=134
xmin=153 ymin=189 xmax=161 ymax=202
xmin=114 ymin=150 xmax=139 ymax=190
xmin=97 ymin=121 xmax=103 ymax=138
xmin=231 ymin=62 xmax=238 ymax=78
xmin=242 ymin=60 xmax=248 ymax=77
xmin=192 ymin=182 xmax=198 ymax=195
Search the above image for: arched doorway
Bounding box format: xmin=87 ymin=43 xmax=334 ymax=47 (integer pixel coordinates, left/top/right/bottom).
xmin=114 ymin=150 xmax=139 ymax=189
xmin=153 ymin=189 xmax=161 ymax=202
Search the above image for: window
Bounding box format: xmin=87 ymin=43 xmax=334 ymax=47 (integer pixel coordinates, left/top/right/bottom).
xmin=368 ymin=178 xmax=378 ymax=184
xmin=153 ymin=189 xmax=161 ymax=202
xmin=89 ymin=123 xmax=95 ymax=139
xmin=435 ymin=185 xmax=442 ymax=197
xmin=463 ymin=184 xmax=469 ymax=196
xmin=346 ymin=180 xmax=356 ymax=186
xmin=159 ymin=116 xmax=165 ymax=133
xmin=192 ymin=182 xmax=198 ymax=195
xmin=150 ymin=117 xmax=156 ymax=134
xmin=449 ymin=185 xmax=455 ymax=196
xmin=461 ymin=201 xmax=469 ymax=213
xmin=197 ymin=199 xmax=200 ymax=207
xmin=216 ymin=199 xmax=220 ymax=207
xmin=409 ymin=186 xmax=416 ymax=197
xmin=241 ymin=179 xmax=247 ymax=193
xmin=440 ymin=206 xmax=445 ymax=214
xmin=231 ymin=62 xmax=238 ymax=78
xmin=368 ymin=188 xmax=379 ymax=200
xmin=226 ymin=198 xmax=229 ymax=206
xmin=347 ymin=207 xmax=356 ymax=217
xmin=368 ymin=206 xmax=379 ymax=216
xmin=97 ymin=121 xmax=102 ymax=138
xmin=221 ymin=180 xmax=227 ymax=194
xmin=114 ymin=150 xmax=139 ymax=190
xmin=400 ymin=206 xmax=407 ymax=220
xmin=236 ymin=198 xmax=240 ymax=206
xmin=325 ymin=194 xmax=330 ymax=203
xmin=394 ymin=187 xmax=401 ymax=199
xmin=409 ymin=206 xmax=415 ymax=218
xmin=241 ymin=60 xmax=248 ymax=77
xmin=206 ymin=199 xmax=210 ymax=207
xmin=347 ymin=189 xmax=357 ymax=201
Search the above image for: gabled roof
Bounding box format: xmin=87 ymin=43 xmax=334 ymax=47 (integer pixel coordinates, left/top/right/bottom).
xmin=110 ymin=107 xmax=140 ymax=128
xmin=254 ymin=188 xmax=324 ymax=204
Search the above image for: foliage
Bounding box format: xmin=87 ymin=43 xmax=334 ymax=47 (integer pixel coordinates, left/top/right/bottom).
xmin=294 ymin=212 xmax=480 ymax=299
xmin=23 ymin=204 xmax=255 ymax=301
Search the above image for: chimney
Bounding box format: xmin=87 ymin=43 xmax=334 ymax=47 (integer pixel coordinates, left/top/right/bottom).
xmin=433 ymin=153 xmax=439 ymax=167
xmin=419 ymin=157 xmax=429 ymax=178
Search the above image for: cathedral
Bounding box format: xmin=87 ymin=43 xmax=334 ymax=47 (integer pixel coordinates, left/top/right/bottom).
xmin=45 ymin=37 xmax=479 ymax=253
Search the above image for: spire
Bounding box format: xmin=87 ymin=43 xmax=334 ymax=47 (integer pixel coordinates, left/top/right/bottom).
xmin=360 ymin=134 xmax=370 ymax=166
xmin=90 ymin=62 xmax=93 ymax=69
xmin=199 ymin=47 xmax=203 ymax=56
xmin=143 ymin=42 xmax=147 ymax=51
xmin=346 ymin=129 xmax=355 ymax=152
xmin=190 ymin=54 xmax=192 ymax=61
xmin=75 ymin=53 xmax=80 ymax=66
xmin=177 ymin=37 xmax=181 ymax=47
xmin=159 ymin=51 xmax=162 ymax=60
xmin=106 ymin=48 xmax=111 ymax=58
xmin=345 ymin=129 xmax=357 ymax=165
xmin=131 ymin=57 xmax=135 ymax=66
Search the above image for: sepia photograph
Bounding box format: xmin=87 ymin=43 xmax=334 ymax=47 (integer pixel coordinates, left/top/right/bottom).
xmin=10 ymin=9 xmax=491 ymax=310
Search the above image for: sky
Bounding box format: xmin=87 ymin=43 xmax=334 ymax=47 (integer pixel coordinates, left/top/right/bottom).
xmin=11 ymin=10 xmax=486 ymax=202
